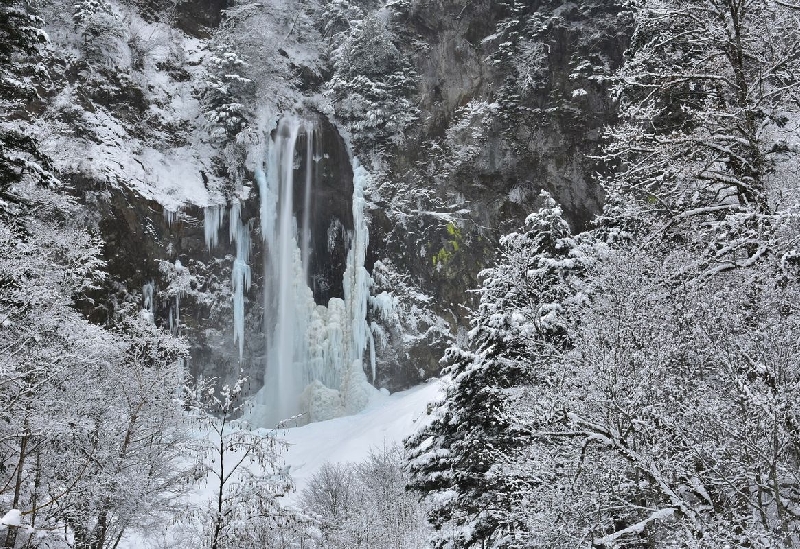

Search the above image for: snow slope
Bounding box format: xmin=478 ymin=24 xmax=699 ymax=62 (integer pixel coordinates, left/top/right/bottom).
xmin=280 ymin=379 xmax=443 ymax=504
xmin=118 ymin=379 xmax=443 ymax=548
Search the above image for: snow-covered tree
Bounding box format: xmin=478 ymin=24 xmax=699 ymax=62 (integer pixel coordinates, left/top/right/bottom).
xmin=499 ymin=2 xmax=800 ymax=541
xmin=0 ymin=0 xmax=49 ymax=201
xmin=52 ymin=309 xmax=189 ymax=549
xmin=0 ymin=0 xmax=46 ymax=108
xmin=407 ymin=193 xmax=594 ymax=548
xmin=539 ymin=244 xmax=800 ymax=546
xmin=302 ymin=446 xmax=427 ymax=549
xmin=72 ymin=0 xmax=123 ymax=64
xmin=601 ymin=0 xmax=800 ymax=269
xmin=327 ymin=10 xmax=418 ymax=150
xmin=0 ymin=173 xmax=191 ymax=548
xmin=184 ymin=376 xmax=293 ymax=549
xmin=200 ymin=45 xmax=255 ymax=142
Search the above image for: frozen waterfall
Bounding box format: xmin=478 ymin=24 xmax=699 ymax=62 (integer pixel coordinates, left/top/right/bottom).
xmin=204 ymin=117 xmax=376 ymax=428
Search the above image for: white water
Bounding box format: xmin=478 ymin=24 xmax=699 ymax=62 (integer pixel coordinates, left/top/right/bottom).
xmin=205 ymin=117 xmax=376 ymax=428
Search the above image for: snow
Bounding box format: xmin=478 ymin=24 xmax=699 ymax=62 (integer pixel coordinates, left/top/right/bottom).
xmin=1 ymin=509 xmax=21 ymax=527
xmin=280 ymin=379 xmax=443 ymax=504
xmin=595 ymin=508 xmax=675 ymax=544
xmin=115 ymin=380 xmax=442 ymax=548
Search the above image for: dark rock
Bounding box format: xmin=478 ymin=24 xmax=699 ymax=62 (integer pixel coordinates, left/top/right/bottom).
xmin=362 ymin=0 xmax=634 ymax=386
xmin=174 ymin=0 xmax=228 ymax=38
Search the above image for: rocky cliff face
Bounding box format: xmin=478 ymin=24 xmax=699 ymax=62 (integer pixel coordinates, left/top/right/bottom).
xmin=364 ymin=0 xmax=633 ymax=387
xmin=32 ymin=0 xmax=632 ymax=400
xmin=69 ymin=115 xmax=356 ymax=397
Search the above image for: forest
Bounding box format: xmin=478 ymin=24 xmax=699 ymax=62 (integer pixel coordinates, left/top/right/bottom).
xmin=2 ymin=0 xmax=800 ymax=547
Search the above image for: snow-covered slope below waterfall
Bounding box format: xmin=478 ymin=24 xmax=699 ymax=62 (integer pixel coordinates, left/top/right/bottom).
xmin=117 ymin=379 xmax=443 ymax=548
xmin=280 ymin=379 xmax=444 ymax=504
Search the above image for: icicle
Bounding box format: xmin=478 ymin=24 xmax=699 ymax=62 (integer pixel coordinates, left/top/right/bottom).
xmin=368 ymin=325 xmax=376 ymax=383
xmin=204 ymin=205 xmax=224 ymax=250
xmin=343 ymin=160 xmax=372 ymax=366
xmin=230 ymin=201 xmax=251 ymax=360
xmin=229 ymin=200 xmax=240 ymax=243
xmin=164 ymin=207 xmax=180 ymax=227
xmin=175 ymin=288 xmax=180 ymax=332
xmin=142 ymin=282 xmax=155 ymax=324
xmin=143 ymin=282 xmax=154 ymax=314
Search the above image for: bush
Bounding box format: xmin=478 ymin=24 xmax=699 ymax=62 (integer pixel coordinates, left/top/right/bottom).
xmin=301 ymin=446 xmax=428 ymax=549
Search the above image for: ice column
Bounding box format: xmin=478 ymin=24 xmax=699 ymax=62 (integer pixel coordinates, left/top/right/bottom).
xmin=230 ymin=200 xmax=251 ymax=360
xmin=343 ymin=161 xmax=374 ymax=382
xmin=204 ymin=205 xmax=225 ymax=250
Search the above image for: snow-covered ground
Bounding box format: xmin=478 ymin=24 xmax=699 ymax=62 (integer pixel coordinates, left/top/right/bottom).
xmin=119 ymin=379 xmax=443 ymax=548
xmin=280 ymin=379 xmax=443 ymax=504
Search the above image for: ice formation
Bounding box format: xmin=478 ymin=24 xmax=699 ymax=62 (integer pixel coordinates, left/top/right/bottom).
xmin=142 ymin=282 xmax=155 ymax=323
xmin=163 ymin=207 xmax=180 ymax=227
xmin=204 ymin=205 xmax=224 ymax=249
xmin=229 ymin=200 xmax=251 ymax=359
xmin=204 ymin=117 xmax=377 ymax=427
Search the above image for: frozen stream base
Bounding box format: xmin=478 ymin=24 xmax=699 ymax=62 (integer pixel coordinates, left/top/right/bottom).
xmin=270 ymin=379 xmax=444 ymax=505
xmin=246 ymin=358 xmax=380 ymax=428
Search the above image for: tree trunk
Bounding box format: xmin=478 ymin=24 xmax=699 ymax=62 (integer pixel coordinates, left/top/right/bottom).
xmin=4 ymin=434 xmax=29 ymax=548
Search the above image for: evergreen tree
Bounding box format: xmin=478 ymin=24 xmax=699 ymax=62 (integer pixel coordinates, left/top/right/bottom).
xmin=327 ymin=11 xmax=418 ymax=150
xmin=407 ymin=193 xmax=593 ymax=548
xmin=200 ymin=45 xmax=255 ymax=142
xmin=0 ymin=0 xmax=50 ymax=209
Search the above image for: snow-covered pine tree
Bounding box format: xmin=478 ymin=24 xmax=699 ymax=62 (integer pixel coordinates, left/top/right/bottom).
xmin=327 ymin=10 xmax=418 ymax=151
xmin=407 ymin=192 xmax=593 ymax=548
xmin=200 ymin=45 xmax=255 ymax=142
xmin=0 ymin=0 xmax=50 ymax=206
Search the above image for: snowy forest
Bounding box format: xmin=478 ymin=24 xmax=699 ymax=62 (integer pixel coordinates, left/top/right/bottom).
xmin=3 ymin=0 xmax=800 ymax=546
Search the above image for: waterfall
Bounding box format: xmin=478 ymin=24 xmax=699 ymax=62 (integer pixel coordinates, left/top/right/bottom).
xmin=268 ymin=119 xmax=305 ymax=424
xmin=204 ymin=116 xmax=377 ymax=427
xmin=265 ymin=118 xmax=376 ymax=426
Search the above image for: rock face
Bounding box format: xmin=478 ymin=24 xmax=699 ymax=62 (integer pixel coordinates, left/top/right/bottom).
xmin=361 ymin=0 xmax=634 ymax=388
xmin=52 ymin=0 xmax=633 ymax=398
xmin=174 ymin=0 xmax=229 ymax=37
xmin=295 ymin=116 xmax=355 ymax=306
